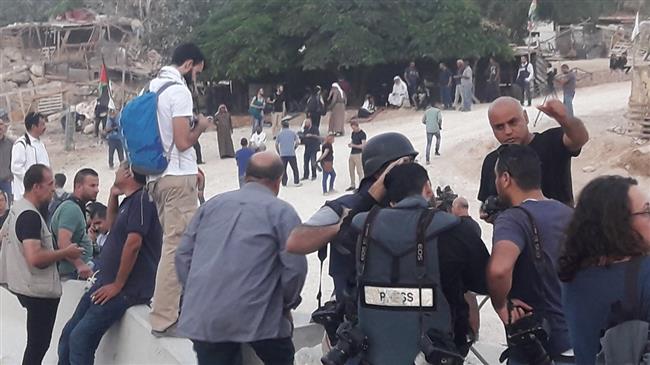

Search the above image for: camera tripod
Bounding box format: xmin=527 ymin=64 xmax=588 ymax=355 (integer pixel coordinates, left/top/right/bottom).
xmin=533 ymin=87 xmax=558 ymax=127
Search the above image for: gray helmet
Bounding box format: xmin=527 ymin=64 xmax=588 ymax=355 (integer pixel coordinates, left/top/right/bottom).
xmin=362 ymin=132 xmax=418 ymax=177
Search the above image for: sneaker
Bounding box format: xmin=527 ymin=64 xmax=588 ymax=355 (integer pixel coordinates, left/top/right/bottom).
xmin=301 ymin=177 xmax=308 ymax=181
xmin=425 ymin=160 xmax=430 ymax=165
xmin=329 ymin=189 xmax=338 ymax=194
xmin=310 ymin=176 xmax=317 ymax=181
xmin=151 ymin=323 xmax=182 ymax=338
xmin=293 ymin=182 xmax=303 ymax=187
xmin=345 ymin=186 xmax=355 ymax=192
xmin=435 ymin=151 xmax=440 ymax=156
xmin=323 ymin=191 xmax=329 ymax=196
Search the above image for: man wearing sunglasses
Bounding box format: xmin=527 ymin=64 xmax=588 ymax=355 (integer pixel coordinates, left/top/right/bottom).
xmin=478 ymin=97 xmax=588 ymax=219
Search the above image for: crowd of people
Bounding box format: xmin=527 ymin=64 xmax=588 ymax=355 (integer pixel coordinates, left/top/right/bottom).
xmin=0 ymin=42 xmax=647 ymax=365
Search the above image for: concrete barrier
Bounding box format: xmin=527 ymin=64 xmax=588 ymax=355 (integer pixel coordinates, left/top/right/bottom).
xmin=1 ymin=281 xmax=324 ymax=365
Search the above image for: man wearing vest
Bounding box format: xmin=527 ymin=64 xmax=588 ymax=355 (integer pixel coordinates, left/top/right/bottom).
xmin=11 ymin=112 xmax=50 ymax=200
xmin=345 ymin=163 xmax=489 ymax=364
xmin=50 ymin=168 xmax=100 ymax=280
xmin=147 ymin=43 xmax=212 ymax=337
xmin=0 ymin=164 xmax=83 ymax=365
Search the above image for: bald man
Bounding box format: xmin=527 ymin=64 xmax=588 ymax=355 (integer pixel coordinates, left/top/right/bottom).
xmin=451 ymin=197 xmax=481 ymax=237
xmin=175 ymin=151 xmax=307 ymax=365
xmin=478 ymin=97 xmax=588 ymax=216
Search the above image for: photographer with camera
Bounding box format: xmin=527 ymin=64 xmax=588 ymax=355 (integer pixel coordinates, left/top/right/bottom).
xmin=339 ymin=163 xmax=489 ymax=365
xmin=478 ymin=97 xmax=588 ymax=220
xmin=286 ymin=133 xmax=418 ymax=354
xmin=487 ymin=144 xmax=573 ymax=365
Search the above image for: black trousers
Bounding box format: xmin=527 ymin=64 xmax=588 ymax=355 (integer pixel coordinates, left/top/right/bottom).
xmin=16 ymin=293 xmax=60 ymax=365
xmin=192 ymin=337 xmax=294 ymax=365
xmin=310 ymin=114 xmax=321 ymax=129
xmin=94 ymin=117 xmax=106 ymax=138
xmin=281 ymin=156 xmax=299 ymax=185
xmin=107 ymin=139 xmax=124 ymax=168
xmin=303 ymin=147 xmax=318 ymax=179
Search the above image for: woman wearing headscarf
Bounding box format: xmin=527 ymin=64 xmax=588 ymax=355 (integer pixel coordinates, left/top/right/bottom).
xmin=328 ymin=83 xmax=346 ymax=136
xmin=388 ymin=76 xmax=409 ymax=108
xmin=214 ymin=104 xmax=235 ymax=158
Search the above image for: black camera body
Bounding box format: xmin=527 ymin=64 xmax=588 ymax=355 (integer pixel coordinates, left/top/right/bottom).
xmin=321 ymin=321 xmax=368 ymax=365
xmin=311 ymin=300 xmax=344 ymax=344
xmin=481 ymin=195 xmax=507 ymax=220
xmin=500 ymin=314 xmax=552 ymax=365
xmin=419 ymin=329 xmax=464 ymax=365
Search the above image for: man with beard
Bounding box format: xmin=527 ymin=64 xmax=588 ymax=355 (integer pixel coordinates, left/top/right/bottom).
xmin=50 ymin=168 xmax=100 ymax=280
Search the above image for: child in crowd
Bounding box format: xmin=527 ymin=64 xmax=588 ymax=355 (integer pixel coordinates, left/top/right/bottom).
xmin=318 ymin=134 xmax=336 ymax=195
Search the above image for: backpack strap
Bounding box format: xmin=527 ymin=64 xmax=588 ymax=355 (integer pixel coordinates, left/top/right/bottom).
xmin=153 ymin=80 xmax=181 ymax=162
xmin=357 ymin=205 xmax=382 ymax=279
xmin=416 ymin=208 xmax=436 ymax=337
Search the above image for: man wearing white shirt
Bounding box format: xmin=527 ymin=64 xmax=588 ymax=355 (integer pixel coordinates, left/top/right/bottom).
xmin=11 ymin=112 xmax=50 ymax=200
xmin=147 ymin=43 xmax=211 ymax=337
xmin=516 ymin=56 xmax=535 ymax=107
xmin=250 ymin=125 xmax=267 ymax=151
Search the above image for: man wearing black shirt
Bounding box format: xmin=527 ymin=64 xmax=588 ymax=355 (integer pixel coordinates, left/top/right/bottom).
xmin=346 ymin=121 xmax=366 ymax=191
xmin=301 ymin=118 xmax=320 ymax=181
xmin=269 ymin=85 xmax=286 ymax=138
xmin=478 ymin=97 xmax=589 ymax=213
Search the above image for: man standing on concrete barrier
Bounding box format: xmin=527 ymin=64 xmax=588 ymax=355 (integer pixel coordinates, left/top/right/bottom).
xmin=11 ymin=112 xmax=50 ymax=200
xmin=148 ymin=43 xmax=211 ymax=337
xmin=176 ymin=151 xmax=307 ymax=365
xmin=58 ymin=162 xmax=162 ymax=365
xmin=0 ymin=164 xmax=83 ymax=365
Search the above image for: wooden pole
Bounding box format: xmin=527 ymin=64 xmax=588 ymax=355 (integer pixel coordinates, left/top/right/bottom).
xmin=64 ymin=94 xmax=74 ymax=151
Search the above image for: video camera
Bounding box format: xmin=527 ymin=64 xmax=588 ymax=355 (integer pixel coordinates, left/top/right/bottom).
xmin=431 ymin=185 xmax=458 ymax=213
xmin=419 ymin=329 xmax=464 ymax=365
xmin=480 ymin=195 xmax=507 ymax=221
xmin=500 ymin=313 xmax=552 ymax=365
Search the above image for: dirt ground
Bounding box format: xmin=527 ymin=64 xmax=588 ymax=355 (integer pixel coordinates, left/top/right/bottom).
xmin=3 ymin=79 xmax=647 ymax=364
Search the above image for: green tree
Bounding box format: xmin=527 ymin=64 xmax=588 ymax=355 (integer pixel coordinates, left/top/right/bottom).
xmin=197 ymin=0 xmax=511 ymax=81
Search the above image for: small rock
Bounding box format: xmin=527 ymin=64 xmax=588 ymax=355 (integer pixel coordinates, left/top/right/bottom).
xmin=636 ymin=145 xmax=650 ymax=155
xmin=6 ymin=81 xmax=19 ymax=89
xmin=7 ymin=70 xmax=31 ymax=84
xmin=582 ymin=166 xmax=597 ymax=173
xmin=83 ymin=124 xmax=94 ymax=135
xmin=625 ymin=164 xmax=631 ymax=170
xmin=29 ymin=64 xmax=45 ymax=77
xmin=634 ymin=138 xmax=648 ymax=145
xmin=3 ymin=47 xmax=23 ymax=63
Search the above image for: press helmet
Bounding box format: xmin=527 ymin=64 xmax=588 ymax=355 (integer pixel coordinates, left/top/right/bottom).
xmin=362 ymin=132 xmax=418 ymax=177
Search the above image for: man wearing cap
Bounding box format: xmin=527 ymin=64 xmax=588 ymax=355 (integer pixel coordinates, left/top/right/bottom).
xmin=0 ymin=110 xmax=13 ymax=203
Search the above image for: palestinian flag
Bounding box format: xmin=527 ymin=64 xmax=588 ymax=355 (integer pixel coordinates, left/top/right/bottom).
xmin=527 ymin=0 xmax=538 ymax=32
xmin=97 ymin=62 xmax=110 ymax=110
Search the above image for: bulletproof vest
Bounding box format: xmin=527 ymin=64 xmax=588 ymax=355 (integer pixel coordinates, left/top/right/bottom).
xmin=356 ymin=206 xmax=459 ymax=365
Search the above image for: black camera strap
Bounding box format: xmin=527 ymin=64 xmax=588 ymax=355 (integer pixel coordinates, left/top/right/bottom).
xmin=316 ymin=246 xmax=327 ymax=308
xmin=416 ymin=208 xmax=436 ymax=337
xmin=511 ymin=206 xmax=552 ymax=308
xmin=357 ymin=205 xmax=382 ymax=278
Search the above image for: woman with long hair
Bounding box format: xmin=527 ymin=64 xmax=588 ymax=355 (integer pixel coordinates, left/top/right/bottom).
xmin=249 ymin=88 xmax=265 ymax=132
xmin=559 ymin=175 xmax=650 ymax=364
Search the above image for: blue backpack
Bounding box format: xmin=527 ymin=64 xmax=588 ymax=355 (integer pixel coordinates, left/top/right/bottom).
xmin=121 ymin=81 xmax=178 ymax=175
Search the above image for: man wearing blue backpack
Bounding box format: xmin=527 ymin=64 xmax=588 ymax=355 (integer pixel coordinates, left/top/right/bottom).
xmin=140 ymin=43 xmax=211 ymax=337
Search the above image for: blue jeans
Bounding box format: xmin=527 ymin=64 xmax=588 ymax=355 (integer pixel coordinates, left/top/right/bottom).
xmin=58 ymin=290 xmax=131 ymax=365
xmin=322 ymin=170 xmax=336 ymax=193
xmin=461 ymin=84 xmax=472 ymax=110
xmin=192 ymin=337 xmax=294 ymax=365
xmin=563 ymin=92 xmax=574 ymax=117
xmin=425 ymin=132 xmax=441 ymax=161
xmin=439 ymin=86 xmax=452 ymax=108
